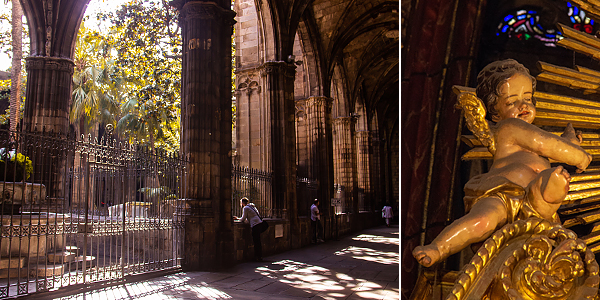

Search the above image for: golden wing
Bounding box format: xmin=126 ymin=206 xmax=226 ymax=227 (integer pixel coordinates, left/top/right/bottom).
xmin=455 ymin=92 xmax=496 ymax=156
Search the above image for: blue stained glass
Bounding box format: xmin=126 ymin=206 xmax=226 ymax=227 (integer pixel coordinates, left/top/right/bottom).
xmin=502 ymin=25 xmax=509 ymax=32
xmin=530 ymin=18 xmax=534 ymax=25
xmin=528 ymin=11 xmax=536 ymax=14
xmin=504 ymin=15 xmax=513 ymax=22
xmin=574 ymin=7 xmax=579 ymax=14
xmin=497 ymin=32 xmax=500 ymax=36
xmin=592 ymin=20 xmax=595 ymax=25
xmin=571 ymin=16 xmax=577 ymax=23
xmin=568 ymin=2 xmax=572 ymax=7
xmin=517 ymin=14 xmax=526 ymax=20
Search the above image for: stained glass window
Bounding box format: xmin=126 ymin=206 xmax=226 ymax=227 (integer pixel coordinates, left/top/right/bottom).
xmin=496 ymin=9 xmax=561 ymax=47
xmin=568 ymin=2 xmax=594 ymax=34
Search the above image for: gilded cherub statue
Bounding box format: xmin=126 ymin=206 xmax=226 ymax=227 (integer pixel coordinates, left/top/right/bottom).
xmin=412 ymin=59 xmax=592 ymax=267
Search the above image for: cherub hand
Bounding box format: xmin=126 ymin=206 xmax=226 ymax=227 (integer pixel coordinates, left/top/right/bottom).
xmin=413 ymin=244 xmax=442 ymax=267
xmin=561 ymin=123 xmax=583 ymax=145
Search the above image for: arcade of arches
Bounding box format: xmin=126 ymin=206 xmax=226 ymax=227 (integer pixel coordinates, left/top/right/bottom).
xmin=16 ymin=0 xmax=399 ymax=274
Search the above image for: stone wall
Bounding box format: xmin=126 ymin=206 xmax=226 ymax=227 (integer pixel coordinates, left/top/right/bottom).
xmin=231 ymin=211 xmax=383 ymax=262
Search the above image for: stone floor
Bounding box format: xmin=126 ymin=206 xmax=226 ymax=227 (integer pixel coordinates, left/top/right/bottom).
xmin=37 ymin=225 xmax=399 ymax=300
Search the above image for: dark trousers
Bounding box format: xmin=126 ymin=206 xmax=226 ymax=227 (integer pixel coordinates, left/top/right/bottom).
xmin=311 ymin=219 xmax=322 ymax=242
xmin=251 ymin=225 xmax=262 ymax=259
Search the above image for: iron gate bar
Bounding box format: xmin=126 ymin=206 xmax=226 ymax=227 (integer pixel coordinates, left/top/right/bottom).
xmin=0 ymin=129 xmax=187 ymax=298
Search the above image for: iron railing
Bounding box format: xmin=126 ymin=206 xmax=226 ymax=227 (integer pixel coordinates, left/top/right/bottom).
xmin=297 ymin=177 xmax=319 ymax=216
xmin=0 ymin=129 xmax=187 ymax=298
xmin=231 ymin=165 xmax=320 ymax=219
xmin=231 ymin=165 xmax=273 ymax=218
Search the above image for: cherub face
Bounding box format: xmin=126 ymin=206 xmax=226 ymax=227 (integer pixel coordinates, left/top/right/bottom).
xmin=492 ymin=73 xmax=536 ymax=124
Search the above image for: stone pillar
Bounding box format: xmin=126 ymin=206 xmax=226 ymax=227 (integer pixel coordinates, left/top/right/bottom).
xmin=174 ymin=0 xmax=235 ymax=270
xmin=333 ymin=117 xmax=355 ymax=213
xmin=304 ymin=97 xmax=333 ymax=219
xmin=259 ymin=61 xmax=298 ymax=245
xmin=234 ymin=76 xmax=261 ymax=168
xmin=369 ymin=133 xmax=382 ymax=210
xmin=355 ymin=130 xmax=370 ymax=211
xmin=23 ymin=57 xmax=74 ymax=133
xmin=22 ymin=57 xmax=74 ymax=201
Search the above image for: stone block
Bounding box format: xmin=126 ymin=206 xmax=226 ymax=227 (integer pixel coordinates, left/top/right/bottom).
xmin=0 ymin=257 xmax=24 ymax=269
xmin=30 ymin=264 xmax=64 ymax=277
xmin=47 ymin=251 xmax=76 ymax=263
xmin=0 ymin=182 xmax=46 ymax=205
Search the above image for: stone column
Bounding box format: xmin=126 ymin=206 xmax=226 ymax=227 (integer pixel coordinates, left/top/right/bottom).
xmin=369 ymin=133 xmax=382 ymax=210
xmin=234 ymin=76 xmax=261 ymax=168
xmin=304 ymin=97 xmax=334 ymax=220
xmin=259 ymin=61 xmax=297 ymax=245
xmin=333 ymin=117 xmax=355 ymax=213
xmin=173 ymin=0 xmax=235 ymax=270
xmin=23 ymin=57 xmax=74 ymax=133
xmin=22 ymin=57 xmax=74 ymax=201
xmin=355 ymin=130 xmax=370 ymax=211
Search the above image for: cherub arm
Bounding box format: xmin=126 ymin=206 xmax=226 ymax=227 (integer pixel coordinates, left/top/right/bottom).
xmin=496 ymin=118 xmax=591 ymax=171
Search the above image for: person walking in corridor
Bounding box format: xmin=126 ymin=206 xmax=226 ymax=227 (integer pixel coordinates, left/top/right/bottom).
xmin=382 ymin=203 xmax=394 ymax=227
xmin=311 ymin=199 xmax=324 ymax=243
xmin=236 ymin=197 xmax=267 ymax=261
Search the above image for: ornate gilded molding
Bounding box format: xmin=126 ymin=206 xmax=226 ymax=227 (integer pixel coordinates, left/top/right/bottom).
xmin=447 ymin=217 xmax=599 ymax=300
xmin=178 ymin=1 xmax=236 ymax=26
xmin=25 ymin=56 xmax=75 ymax=75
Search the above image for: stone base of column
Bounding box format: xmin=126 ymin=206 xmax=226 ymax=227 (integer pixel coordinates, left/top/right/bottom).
xmin=182 ymin=199 xmax=235 ymax=271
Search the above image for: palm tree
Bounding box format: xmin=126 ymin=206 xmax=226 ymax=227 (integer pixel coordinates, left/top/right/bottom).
xmin=10 ymin=0 xmax=22 ymax=133
xmin=70 ymin=26 xmax=122 ymax=134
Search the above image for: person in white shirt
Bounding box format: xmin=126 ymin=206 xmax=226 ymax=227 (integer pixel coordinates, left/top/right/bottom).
xmin=382 ymin=203 xmax=394 ymax=227
xmin=311 ymin=199 xmax=324 ymax=243
xmin=236 ymin=197 xmax=265 ymax=261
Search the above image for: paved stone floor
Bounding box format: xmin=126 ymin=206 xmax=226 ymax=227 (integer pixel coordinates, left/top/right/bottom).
xmin=44 ymin=225 xmax=399 ymax=300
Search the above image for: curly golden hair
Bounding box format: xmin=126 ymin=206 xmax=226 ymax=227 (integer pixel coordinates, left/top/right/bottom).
xmin=476 ymin=59 xmax=537 ymax=120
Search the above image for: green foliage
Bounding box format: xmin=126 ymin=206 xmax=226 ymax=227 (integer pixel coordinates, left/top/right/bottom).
xmin=0 ymin=148 xmax=32 ymax=181
xmin=71 ymin=24 xmax=122 ymax=130
xmin=0 ymin=78 xmax=25 ymax=126
xmin=71 ymin=0 xmax=236 ymax=151
xmin=138 ymin=186 xmax=176 ymax=199
xmin=72 ymin=0 xmax=182 ymax=151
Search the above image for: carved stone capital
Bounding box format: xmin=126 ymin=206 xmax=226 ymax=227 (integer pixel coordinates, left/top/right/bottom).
xmin=236 ymin=77 xmax=261 ymax=95
xmin=306 ymin=96 xmax=333 ymax=110
xmin=178 ymin=1 xmax=236 ymax=26
xmin=25 ymin=56 xmax=74 ymax=75
xmin=259 ymin=61 xmax=296 ymax=78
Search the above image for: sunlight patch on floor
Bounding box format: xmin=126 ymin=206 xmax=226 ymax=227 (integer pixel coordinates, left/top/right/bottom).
xmin=53 ymin=274 xmax=233 ymax=300
xmin=254 ymin=259 xmax=390 ymax=297
xmin=352 ymin=234 xmax=400 ymax=246
xmin=334 ymin=245 xmax=399 ymax=265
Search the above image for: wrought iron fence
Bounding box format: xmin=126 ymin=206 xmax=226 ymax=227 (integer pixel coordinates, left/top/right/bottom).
xmin=0 ymin=129 xmax=187 ymax=298
xmin=231 ymin=165 xmax=274 ymax=218
xmin=297 ymin=177 xmax=319 ymax=216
